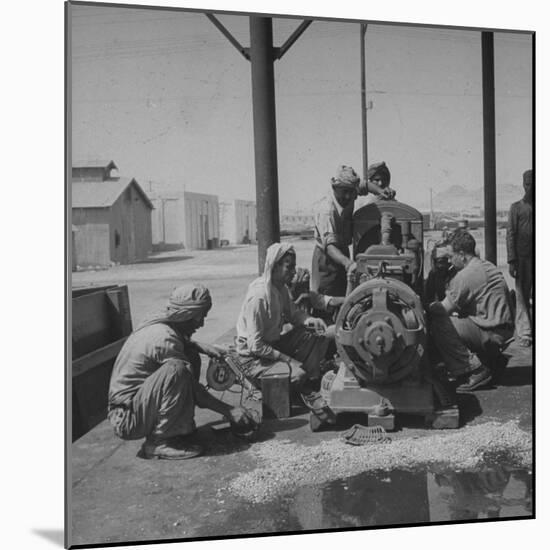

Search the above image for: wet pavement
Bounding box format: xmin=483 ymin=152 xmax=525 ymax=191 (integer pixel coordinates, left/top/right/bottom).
xmin=193 ymin=464 xmax=532 ymax=537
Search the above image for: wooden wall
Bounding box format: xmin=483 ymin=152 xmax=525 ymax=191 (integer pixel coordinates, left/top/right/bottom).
xmin=110 ymin=184 xmax=152 ymax=264
xmin=72 ymin=208 xmax=111 ymax=267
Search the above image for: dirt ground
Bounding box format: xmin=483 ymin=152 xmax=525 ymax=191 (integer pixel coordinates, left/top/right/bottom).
xmin=71 ymin=230 xmax=514 ymax=339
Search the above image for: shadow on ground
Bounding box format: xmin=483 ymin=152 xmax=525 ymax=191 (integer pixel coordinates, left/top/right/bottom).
xmin=455 ymin=393 xmax=483 ymax=425
xmin=498 ymin=366 xmax=532 ymax=387
xmin=33 ymin=529 xmax=64 ymax=547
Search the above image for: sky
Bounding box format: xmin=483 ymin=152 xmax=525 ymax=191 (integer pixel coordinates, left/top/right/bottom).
xmin=69 ymin=3 xmax=532 ymax=213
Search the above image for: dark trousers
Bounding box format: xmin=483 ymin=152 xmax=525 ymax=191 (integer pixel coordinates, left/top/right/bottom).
xmin=311 ymin=246 xmax=348 ymax=297
xmin=244 ymin=326 xmax=329 ymax=391
xmin=430 ymin=315 xmax=513 ymax=376
xmin=515 ymin=256 xmax=533 ymax=339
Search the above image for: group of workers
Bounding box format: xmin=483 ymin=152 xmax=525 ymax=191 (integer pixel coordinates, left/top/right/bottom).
xmin=107 ymin=164 xmax=533 ymax=460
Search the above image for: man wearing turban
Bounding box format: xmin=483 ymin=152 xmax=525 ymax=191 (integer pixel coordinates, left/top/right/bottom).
xmin=235 ymin=242 xmax=331 ymax=407
xmin=312 ymin=164 xmax=396 ymax=300
xmin=507 ymin=169 xmax=533 ymax=347
xmin=358 ymin=161 xmax=396 ymax=206
xmin=108 ymin=284 xmax=257 ymax=460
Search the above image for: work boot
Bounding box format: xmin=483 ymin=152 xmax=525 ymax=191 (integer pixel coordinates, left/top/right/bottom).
xmin=140 ymin=435 xmax=203 ymax=460
xmin=455 ymin=364 xmax=493 ymax=393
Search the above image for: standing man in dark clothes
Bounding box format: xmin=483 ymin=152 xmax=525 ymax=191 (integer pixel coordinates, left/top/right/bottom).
xmin=507 ymin=169 xmax=533 ymax=347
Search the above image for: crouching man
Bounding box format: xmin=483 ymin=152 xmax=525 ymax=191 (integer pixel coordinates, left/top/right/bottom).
xmin=428 ymin=232 xmax=514 ymax=392
xmin=108 ymin=284 xmax=257 ymax=460
xmin=235 ymin=242 xmax=331 ymax=408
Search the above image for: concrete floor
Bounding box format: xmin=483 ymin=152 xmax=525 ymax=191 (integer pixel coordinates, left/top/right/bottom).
xmin=69 ymin=336 xmax=532 ymax=547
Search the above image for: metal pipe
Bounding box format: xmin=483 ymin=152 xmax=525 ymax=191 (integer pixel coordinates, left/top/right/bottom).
xmin=250 ymin=17 xmax=280 ymax=273
xmin=482 ymin=32 xmax=497 ymax=265
xmin=206 ymin=14 xmax=250 ymax=60
xmin=360 ymin=23 xmax=368 ymax=182
xmin=276 ymin=20 xmax=312 ymax=60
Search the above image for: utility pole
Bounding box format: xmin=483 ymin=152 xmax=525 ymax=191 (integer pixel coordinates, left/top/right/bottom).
xmin=360 ymin=23 xmax=368 ymax=181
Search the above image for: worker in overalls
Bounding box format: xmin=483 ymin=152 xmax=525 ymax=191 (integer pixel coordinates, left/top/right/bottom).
xmin=108 ymin=284 xmax=257 ymax=460
xmin=507 ymin=169 xmax=533 ymax=347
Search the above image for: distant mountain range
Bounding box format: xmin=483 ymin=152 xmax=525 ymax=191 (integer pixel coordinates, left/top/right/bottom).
xmin=419 ymin=184 xmax=524 ymax=213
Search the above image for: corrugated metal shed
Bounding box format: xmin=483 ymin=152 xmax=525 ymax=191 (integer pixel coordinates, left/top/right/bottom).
xmin=220 ymin=198 xmax=257 ymax=244
xmin=150 ymin=189 xmax=220 ymax=250
xmin=72 ymin=178 xmax=153 ymax=209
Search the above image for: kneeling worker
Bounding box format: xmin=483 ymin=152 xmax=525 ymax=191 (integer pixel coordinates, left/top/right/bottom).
xmin=236 ymin=242 xmax=331 ymax=407
xmin=108 ymin=284 xmax=257 ymax=460
xmin=428 ymin=232 xmax=514 ymax=392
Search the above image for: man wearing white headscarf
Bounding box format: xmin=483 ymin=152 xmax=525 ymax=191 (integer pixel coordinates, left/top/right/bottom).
xmin=108 ymin=284 xmax=257 ymax=460
xmin=236 ymin=243 xmax=330 ymax=401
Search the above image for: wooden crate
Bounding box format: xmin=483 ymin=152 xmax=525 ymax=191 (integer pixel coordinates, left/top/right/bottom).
xmin=71 ymin=285 xmax=132 ymax=441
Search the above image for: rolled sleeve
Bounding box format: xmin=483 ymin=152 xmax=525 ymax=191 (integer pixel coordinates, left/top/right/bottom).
xmin=315 ymin=210 xmax=341 ymax=251
xmin=310 ymin=291 xmax=331 ymax=311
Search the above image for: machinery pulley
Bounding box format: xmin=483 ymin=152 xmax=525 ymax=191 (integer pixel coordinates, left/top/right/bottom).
xmin=206 ymin=357 xmax=237 ymax=391
xmin=335 ymin=276 xmax=426 ymax=385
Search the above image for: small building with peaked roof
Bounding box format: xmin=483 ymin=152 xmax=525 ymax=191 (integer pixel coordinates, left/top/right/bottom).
xmin=72 ymin=162 xmax=153 ymax=266
xmin=72 ymin=159 xmax=119 ymax=182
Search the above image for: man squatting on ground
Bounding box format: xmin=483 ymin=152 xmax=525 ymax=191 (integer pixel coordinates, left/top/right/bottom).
xmin=235 ymin=242 xmax=333 ymax=409
xmin=428 ymin=231 xmax=514 ymax=393
xmin=507 ymin=169 xmax=533 ymax=347
xmin=311 ymin=163 xmax=395 ymax=300
xmin=107 ymin=284 xmax=257 ymax=460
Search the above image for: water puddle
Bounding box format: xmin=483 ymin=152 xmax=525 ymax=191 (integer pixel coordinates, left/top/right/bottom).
xmin=195 ymin=463 xmax=531 ymax=537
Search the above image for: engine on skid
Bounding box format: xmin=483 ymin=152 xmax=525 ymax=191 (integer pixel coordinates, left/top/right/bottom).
xmin=314 ymin=200 xmax=458 ymax=432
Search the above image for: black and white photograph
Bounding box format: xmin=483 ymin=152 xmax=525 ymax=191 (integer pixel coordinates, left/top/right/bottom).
xmin=63 ymin=0 xmax=536 ymax=547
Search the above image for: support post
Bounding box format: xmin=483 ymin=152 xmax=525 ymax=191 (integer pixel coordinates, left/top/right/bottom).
xmin=360 ymin=23 xmax=368 ymax=181
xmin=482 ymin=32 xmax=497 ymax=265
xmin=250 ymin=17 xmax=280 ymax=273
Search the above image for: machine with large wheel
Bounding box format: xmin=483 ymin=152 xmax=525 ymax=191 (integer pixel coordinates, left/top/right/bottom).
xmin=311 ymin=199 xmax=457 ymax=431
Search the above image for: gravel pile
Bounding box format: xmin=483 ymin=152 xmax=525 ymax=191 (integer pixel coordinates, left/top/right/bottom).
xmin=227 ymin=421 xmax=532 ymax=503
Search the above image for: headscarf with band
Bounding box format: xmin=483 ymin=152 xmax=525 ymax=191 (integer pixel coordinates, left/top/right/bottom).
xmin=137 ymin=284 xmax=212 ymax=331
xmin=247 ymin=242 xmax=295 ymax=315
xmin=330 ymin=165 xmax=360 ymax=190
xmin=367 ymin=161 xmax=391 ymax=187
